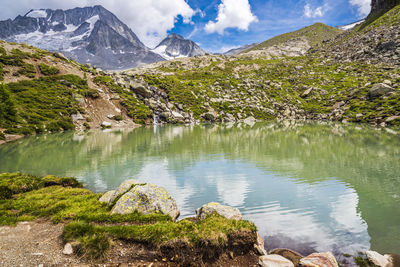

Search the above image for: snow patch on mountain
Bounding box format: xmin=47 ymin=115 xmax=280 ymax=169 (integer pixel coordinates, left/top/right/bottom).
xmin=152 ymin=45 xmax=188 ymax=60
xmin=26 ymin=9 xmax=47 ymax=18
xmin=338 ymin=19 xmax=365 ymax=30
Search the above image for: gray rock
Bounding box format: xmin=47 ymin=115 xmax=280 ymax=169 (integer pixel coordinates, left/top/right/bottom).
xmin=259 ymin=255 xmax=295 ymax=267
xmin=301 ymin=87 xmax=313 ymax=98
xmin=196 ymin=202 xmax=242 ymax=221
xmin=109 ymin=179 xmax=138 ymax=205
xmin=243 ymin=116 xmax=257 ymax=125
xmin=366 ymin=251 xmax=393 ymax=267
xmin=254 ymin=232 xmax=267 ymax=256
xmin=71 ymin=113 xmax=84 ymax=121
xmin=369 ymin=83 xmax=394 ymax=99
xmin=99 ymin=190 xmax=115 ymax=204
xmin=62 ymin=243 xmax=73 ymax=255
xmin=203 ymin=111 xmax=218 ymax=122
xmin=111 ymin=183 xmax=180 ymax=222
xmin=269 ymin=248 xmax=304 ymax=266
xmin=130 ymin=82 xmax=152 ymax=98
xmin=385 ymin=116 xmax=400 ymax=123
xmin=300 ymin=252 xmax=338 ymax=267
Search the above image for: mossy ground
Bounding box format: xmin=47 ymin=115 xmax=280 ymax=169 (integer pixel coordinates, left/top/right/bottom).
xmin=0 ymin=173 xmax=257 ymax=260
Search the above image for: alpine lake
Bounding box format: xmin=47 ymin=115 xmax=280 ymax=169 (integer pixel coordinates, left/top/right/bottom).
xmin=0 ymin=121 xmax=399 ymax=257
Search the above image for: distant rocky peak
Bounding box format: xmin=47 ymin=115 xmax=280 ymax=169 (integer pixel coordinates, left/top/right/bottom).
xmin=153 ymin=33 xmax=206 ymax=60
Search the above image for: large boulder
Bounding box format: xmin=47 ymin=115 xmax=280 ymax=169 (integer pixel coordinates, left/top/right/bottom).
xmin=130 ymin=82 xmax=152 ymax=98
xmin=108 ymin=179 xmax=138 ymax=205
xmin=300 ymin=252 xmax=338 ymax=267
xmin=99 ymin=190 xmax=115 ymax=203
xmin=368 ymin=83 xmax=394 ymax=99
xmin=259 ymin=255 xmax=295 ymax=267
xmin=111 ymin=183 xmax=180 ymax=221
xmin=366 ymin=251 xmax=393 ymax=267
xmin=196 ymin=202 xmax=242 ymax=221
xmin=203 ymin=111 xmax=219 ymax=122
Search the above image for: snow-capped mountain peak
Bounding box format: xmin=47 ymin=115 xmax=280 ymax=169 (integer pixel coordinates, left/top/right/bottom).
xmin=0 ymin=5 xmax=164 ymax=70
xmin=152 ymin=33 xmax=206 ymax=60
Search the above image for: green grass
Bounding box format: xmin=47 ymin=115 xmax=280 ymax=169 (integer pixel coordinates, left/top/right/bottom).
xmin=0 ymin=173 xmax=257 ymax=260
xmin=4 ymin=74 xmax=93 ymax=134
xmin=38 ymin=63 xmax=60 ymax=76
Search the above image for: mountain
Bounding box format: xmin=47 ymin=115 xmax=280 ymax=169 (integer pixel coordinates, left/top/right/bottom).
xmin=243 ymin=23 xmax=343 ymax=54
xmin=223 ymin=44 xmax=257 ymax=56
xmin=152 ymin=33 xmax=206 ymax=60
xmin=0 ymin=5 xmax=164 ymax=70
xmin=370 ymin=0 xmax=400 ymax=16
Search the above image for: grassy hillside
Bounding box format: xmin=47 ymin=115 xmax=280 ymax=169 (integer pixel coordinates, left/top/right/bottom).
xmin=245 ymin=23 xmax=343 ymax=53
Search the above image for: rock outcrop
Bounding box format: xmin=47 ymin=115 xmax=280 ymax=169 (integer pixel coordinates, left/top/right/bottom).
xmin=370 ymin=0 xmax=400 ymax=16
xmin=111 ymin=183 xmax=180 ymax=221
xmin=300 ymin=252 xmax=339 ymax=267
xmin=196 ymin=202 xmax=242 ymax=221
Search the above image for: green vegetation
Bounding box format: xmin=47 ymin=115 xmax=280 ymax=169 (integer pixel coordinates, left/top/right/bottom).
xmin=245 ymin=23 xmax=343 ymax=52
xmin=94 ymin=75 xmax=153 ymax=124
xmin=38 ymin=63 xmax=60 ymax=76
xmin=16 ymin=63 xmax=36 ymax=78
xmin=4 ymin=74 xmax=93 ymax=135
xmin=0 ymin=173 xmax=257 ymax=260
xmin=0 ymin=83 xmax=17 ymax=128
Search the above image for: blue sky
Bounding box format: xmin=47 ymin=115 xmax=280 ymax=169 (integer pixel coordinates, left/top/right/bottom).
xmin=170 ymin=0 xmax=370 ymax=52
xmin=0 ymin=0 xmax=371 ymax=52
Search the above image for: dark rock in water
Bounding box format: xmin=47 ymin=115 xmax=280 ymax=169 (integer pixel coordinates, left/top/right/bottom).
xmin=269 ymin=248 xmax=304 ymax=267
xmin=0 ymin=5 xmax=165 ymax=70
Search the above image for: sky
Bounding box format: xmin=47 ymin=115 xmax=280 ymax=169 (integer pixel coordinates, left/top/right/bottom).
xmin=0 ymin=0 xmax=371 ymax=53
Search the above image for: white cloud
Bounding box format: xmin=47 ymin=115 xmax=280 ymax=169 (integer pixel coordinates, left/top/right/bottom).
xmin=304 ymin=3 xmax=327 ymax=18
xmin=205 ymin=0 xmax=258 ymax=34
xmin=0 ymin=0 xmax=196 ymax=48
xmin=349 ymin=0 xmax=371 ymax=17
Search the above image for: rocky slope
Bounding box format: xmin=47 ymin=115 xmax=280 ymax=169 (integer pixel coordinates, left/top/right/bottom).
xmin=370 ymin=0 xmax=400 ymax=16
xmin=0 ymin=40 xmax=153 ymax=143
xmin=0 ymin=5 xmax=164 ymax=70
xmin=223 ymin=43 xmax=257 ymax=56
xmin=152 ymin=33 xmax=206 ymax=60
xmin=243 ymin=23 xmax=343 ymax=56
xmin=320 ymin=3 xmax=400 ymax=65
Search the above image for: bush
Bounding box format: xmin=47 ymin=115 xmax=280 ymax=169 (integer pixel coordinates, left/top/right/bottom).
xmin=0 ymin=83 xmax=17 ymax=128
xmin=38 ymin=63 xmax=60 ymax=76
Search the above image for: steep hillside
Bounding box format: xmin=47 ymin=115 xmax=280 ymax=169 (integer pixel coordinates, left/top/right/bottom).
xmin=244 ymin=23 xmax=343 ymax=54
xmin=0 ymin=41 xmax=156 ymax=143
xmin=0 ymin=6 xmax=164 ymax=70
xmin=321 ymin=3 xmax=400 ymax=65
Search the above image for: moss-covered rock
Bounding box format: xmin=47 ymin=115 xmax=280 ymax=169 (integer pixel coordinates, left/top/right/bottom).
xmin=111 ymin=183 xmax=180 ymax=222
xmin=108 ymin=179 xmax=138 ymax=205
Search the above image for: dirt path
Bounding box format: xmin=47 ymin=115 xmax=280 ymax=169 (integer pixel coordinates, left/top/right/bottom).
xmin=0 ymin=221 xmax=259 ymax=267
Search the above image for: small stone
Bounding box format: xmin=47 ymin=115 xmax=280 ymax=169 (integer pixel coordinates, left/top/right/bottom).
xmin=301 ymin=87 xmax=313 ymax=98
xmin=101 ymin=121 xmax=112 ymax=128
xmin=244 ymin=116 xmax=257 ymax=126
xmin=63 ymin=243 xmax=73 ymax=255
xmin=385 ymin=116 xmax=400 ymax=123
xmin=300 ymin=252 xmax=338 ymax=267
xmin=254 ymin=232 xmax=267 ymax=255
xmin=369 ymin=83 xmax=394 ymax=99
xmin=196 ymin=202 xmax=242 ymax=221
xmin=382 ymin=80 xmax=392 ymax=86
xmin=259 ymin=254 xmax=295 ymax=267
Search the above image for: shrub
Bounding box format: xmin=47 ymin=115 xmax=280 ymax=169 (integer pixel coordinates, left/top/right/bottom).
xmin=38 ymin=63 xmax=60 ymax=76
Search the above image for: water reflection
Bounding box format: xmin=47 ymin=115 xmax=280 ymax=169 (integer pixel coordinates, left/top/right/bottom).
xmin=0 ymin=121 xmax=399 ymax=255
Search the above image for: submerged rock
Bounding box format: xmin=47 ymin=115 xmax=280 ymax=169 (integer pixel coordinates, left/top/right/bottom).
xmin=259 ymin=254 xmax=295 ymax=267
xmin=300 ymin=252 xmax=338 ymax=267
xmin=109 ymin=179 xmax=138 ymax=205
xmin=111 ymin=183 xmax=180 ymax=221
xmin=98 ymin=190 xmax=115 ymax=204
xmin=196 ymin=202 xmax=242 ymax=221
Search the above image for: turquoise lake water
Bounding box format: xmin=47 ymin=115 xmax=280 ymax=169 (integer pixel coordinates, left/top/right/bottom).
xmin=0 ymin=121 xmax=399 ymax=256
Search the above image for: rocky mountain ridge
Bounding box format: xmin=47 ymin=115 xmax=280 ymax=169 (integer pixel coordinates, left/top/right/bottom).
xmin=152 ymin=33 xmax=206 ymax=60
xmin=0 ymin=6 xmax=165 ymax=70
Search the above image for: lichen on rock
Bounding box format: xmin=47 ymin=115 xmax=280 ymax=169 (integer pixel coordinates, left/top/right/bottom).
xmin=196 ymin=202 xmax=242 ymax=221
xmin=111 ymin=183 xmax=180 ymax=221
